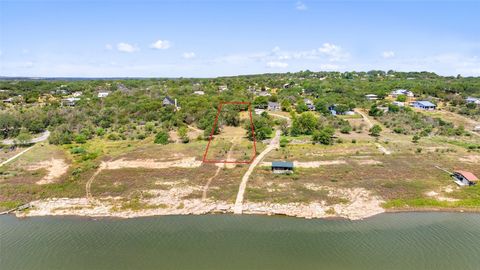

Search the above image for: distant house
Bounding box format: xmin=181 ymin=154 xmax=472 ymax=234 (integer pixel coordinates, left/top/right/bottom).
xmin=271 ymin=161 xmax=294 ymax=174
xmin=62 ymin=97 xmax=80 ymax=106
xmin=218 ymin=85 xmax=228 ymax=92
xmin=2 ymin=97 xmax=13 ymax=103
xmin=391 ymin=89 xmax=414 ymax=98
xmin=452 ymin=171 xmax=478 ymax=186
xmin=117 ymin=83 xmax=130 ymax=93
xmin=267 ymin=101 xmax=280 ymax=111
xmin=98 ymin=92 xmax=110 ymax=98
xmin=163 ymin=96 xmax=180 ymax=110
xmin=257 ymin=91 xmax=271 ymax=97
xmin=411 ymin=101 xmax=436 ymax=110
xmin=328 ymin=104 xmax=352 ymax=115
xmin=465 ymin=97 xmax=480 ymax=105
xmin=72 ymin=91 xmax=83 ymax=97
xmin=304 ymin=98 xmax=313 ymax=105
xmin=193 ymin=91 xmax=205 ymax=95
xmin=328 ymin=104 xmax=337 ymax=115
xmin=163 ymin=96 xmax=175 ymax=106
xmin=254 ymin=109 xmax=265 ymax=115
xmin=365 ymin=94 xmax=378 ymax=100
xmin=473 ymin=125 xmax=480 ymax=132
xmin=392 ymin=101 xmax=405 ymax=107
xmin=307 ymin=104 xmax=316 ymax=111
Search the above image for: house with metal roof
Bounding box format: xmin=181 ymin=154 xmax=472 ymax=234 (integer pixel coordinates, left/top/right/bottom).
xmin=365 ymin=94 xmax=378 ymax=100
xmin=466 ymin=97 xmax=480 ymax=105
xmin=267 ymin=101 xmax=280 ymax=111
xmin=411 ymin=101 xmax=436 ymax=110
xmin=271 ymin=161 xmax=294 ymax=174
xmin=452 ymin=171 xmax=478 ymax=186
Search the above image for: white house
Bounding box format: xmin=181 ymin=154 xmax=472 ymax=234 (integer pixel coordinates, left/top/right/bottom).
xmin=411 ymin=101 xmax=436 ymax=110
xmin=466 ymin=97 xmax=480 ymax=105
xmin=193 ymin=91 xmax=205 ymax=95
xmin=218 ymin=85 xmax=228 ymax=92
xmin=72 ymin=91 xmax=83 ymax=97
xmin=62 ymin=97 xmax=80 ymax=106
xmin=98 ymin=92 xmax=110 ymax=98
xmin=267 ymin=101 xmax=280 ymax=111
xmin=391 ymin=89 xmax=414 ymax=98
xmin=365 ymin=94 xmax=378 ymax=100
xmin=392 ymin=101 xmax=405 ymax=107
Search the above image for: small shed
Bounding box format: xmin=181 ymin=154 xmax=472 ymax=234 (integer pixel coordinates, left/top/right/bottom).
xmin=453 ymin=171 xmax=478 ymax=186
xmin=271 ymin=161 xmax=294 ymax=174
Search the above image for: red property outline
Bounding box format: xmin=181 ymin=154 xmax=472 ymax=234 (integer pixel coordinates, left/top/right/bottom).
xmin=202 ymin=101 xmax=256 ymax=164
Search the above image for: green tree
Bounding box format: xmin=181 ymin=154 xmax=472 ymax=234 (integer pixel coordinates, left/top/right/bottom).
xmin=369 ymin=124 xmax=382 ymax=137
xmin=291 ymin=112 xmax=317 ymax=136
xmin=15 ymin=131 xmax=32 ymax=146
xmin=312 ymin=127 xmax=335 ymax=145
xmin=396 ymin=95 xmax=407 ymax=102
xmin=178 ymin=126 xmax=189 ymax=143
xmin=154 ymin=130 xmax=170 ymax=145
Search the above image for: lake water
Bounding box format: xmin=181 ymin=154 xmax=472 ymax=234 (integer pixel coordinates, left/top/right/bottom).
xmin=1 ymin=213 xmax=480 ymax=270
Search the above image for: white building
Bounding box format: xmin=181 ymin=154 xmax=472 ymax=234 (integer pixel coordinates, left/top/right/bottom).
xmin=466 ymin=97 xmax=480 ymax=105
xmin=98 ymin=92 xmax=110 ymax=98
xmin=391 ymin=89 xmax=414 ymax=98
xmin=193 ymin=91 xmax=205 ymax=95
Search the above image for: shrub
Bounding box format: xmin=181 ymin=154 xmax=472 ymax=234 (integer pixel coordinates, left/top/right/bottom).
xmin=154 ymin=131 xmax=170 ymax=145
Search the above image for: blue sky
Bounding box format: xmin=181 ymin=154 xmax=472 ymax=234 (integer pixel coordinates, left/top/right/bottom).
xmin=1 ymin=0 xmax=479 ymax=77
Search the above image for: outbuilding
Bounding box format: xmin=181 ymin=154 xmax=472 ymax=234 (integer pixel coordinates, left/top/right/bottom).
xmin=271 ymin=161 xmax=294 ymax=174
xmin=452 ymin=171 xmax=478 ymax=186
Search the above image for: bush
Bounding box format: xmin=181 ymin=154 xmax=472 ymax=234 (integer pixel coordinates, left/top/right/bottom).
xmin=312 ymin=127 xmax=335 ymax=145
xmin=280 ymin=137 xmax=289 ymax=148
xmin=369 ymin=124 xmax=382 ymax=137
xmin=74 ymin=134 xmax=87 ymax=144
xmin=154 ymin=131 xmax=169 ymax=145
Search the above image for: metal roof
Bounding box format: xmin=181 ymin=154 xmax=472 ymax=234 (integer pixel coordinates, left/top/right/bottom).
xmin=455 ymin=171 xmax=479 ymax=182
xmin=272 ymin=161 xmax=294 ymax=168
xmin=414 ymin=101 xmax=436 ymax=107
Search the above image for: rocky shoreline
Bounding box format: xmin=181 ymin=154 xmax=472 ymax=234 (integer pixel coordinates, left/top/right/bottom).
xmin=15 ymin=192 xmax=385 ymax=220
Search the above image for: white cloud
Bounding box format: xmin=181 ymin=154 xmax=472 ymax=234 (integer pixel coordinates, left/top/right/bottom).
xmin=266 ymin=61 xmax=289 ymax=68
xmin=105 ymin=44 xmax=113 ymax=50
xmin=296 ymin=1 xmax=307 ymax=11
xmin=269 ymin=43 xmax=349 ymax=62
xmin=117 ymin=42 xmax=138 ymax=53
xmin=317 ymin=43 xmax=349 ymax=61
xmin=382 ymin=51 xmax=395 ymax=58
xmin=319 ymin=64 xmax=339 ymax=70
xmin=150 ymin=40 xmax=171 ymax=50
xmin=182 ymin=52 xmax=196 ymax=59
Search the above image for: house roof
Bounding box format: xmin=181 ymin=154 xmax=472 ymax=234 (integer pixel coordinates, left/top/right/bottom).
xmin=365 ymin=94 xmax=378 ymax=97
xmin=268 ymin=101 xmax=279 ymax=107
xmin=455 ymin=171 xmax=479 ymax=182
xmin=272 ymin=161 xmax=294 ymax=168
xmin=163 ymin=96 xmax=175 ymax=104
xmin=414 ymin=101 xmax=435 ymax=107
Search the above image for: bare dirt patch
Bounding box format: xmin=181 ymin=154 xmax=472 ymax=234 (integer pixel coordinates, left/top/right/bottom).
xmin=102 ymin=157 xmax=202 ymax=169
xmin=28 ymin=158 xmax=69 ymax=185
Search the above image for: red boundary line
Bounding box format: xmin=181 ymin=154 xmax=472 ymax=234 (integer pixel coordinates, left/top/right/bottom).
xmin=202 ymin=102 xmax=256 ymax=164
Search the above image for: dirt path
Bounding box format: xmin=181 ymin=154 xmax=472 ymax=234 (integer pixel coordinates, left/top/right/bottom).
xmin=202 ymin=137 xmax=239 ymax=200
xmin=355 ymin=109 xmax=392 ymax=154
xmin=354 ymin=109 xmax=373 ymax=128
xmin=2 ymin=130 xmax=50 ymax=146
xmin=85 ymin=163 xmax=106 ymax=202
xmin=233 ymin=129 xmax=281 ymax=214
xmin=0 ymin=146 xmax=34 ymax=167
